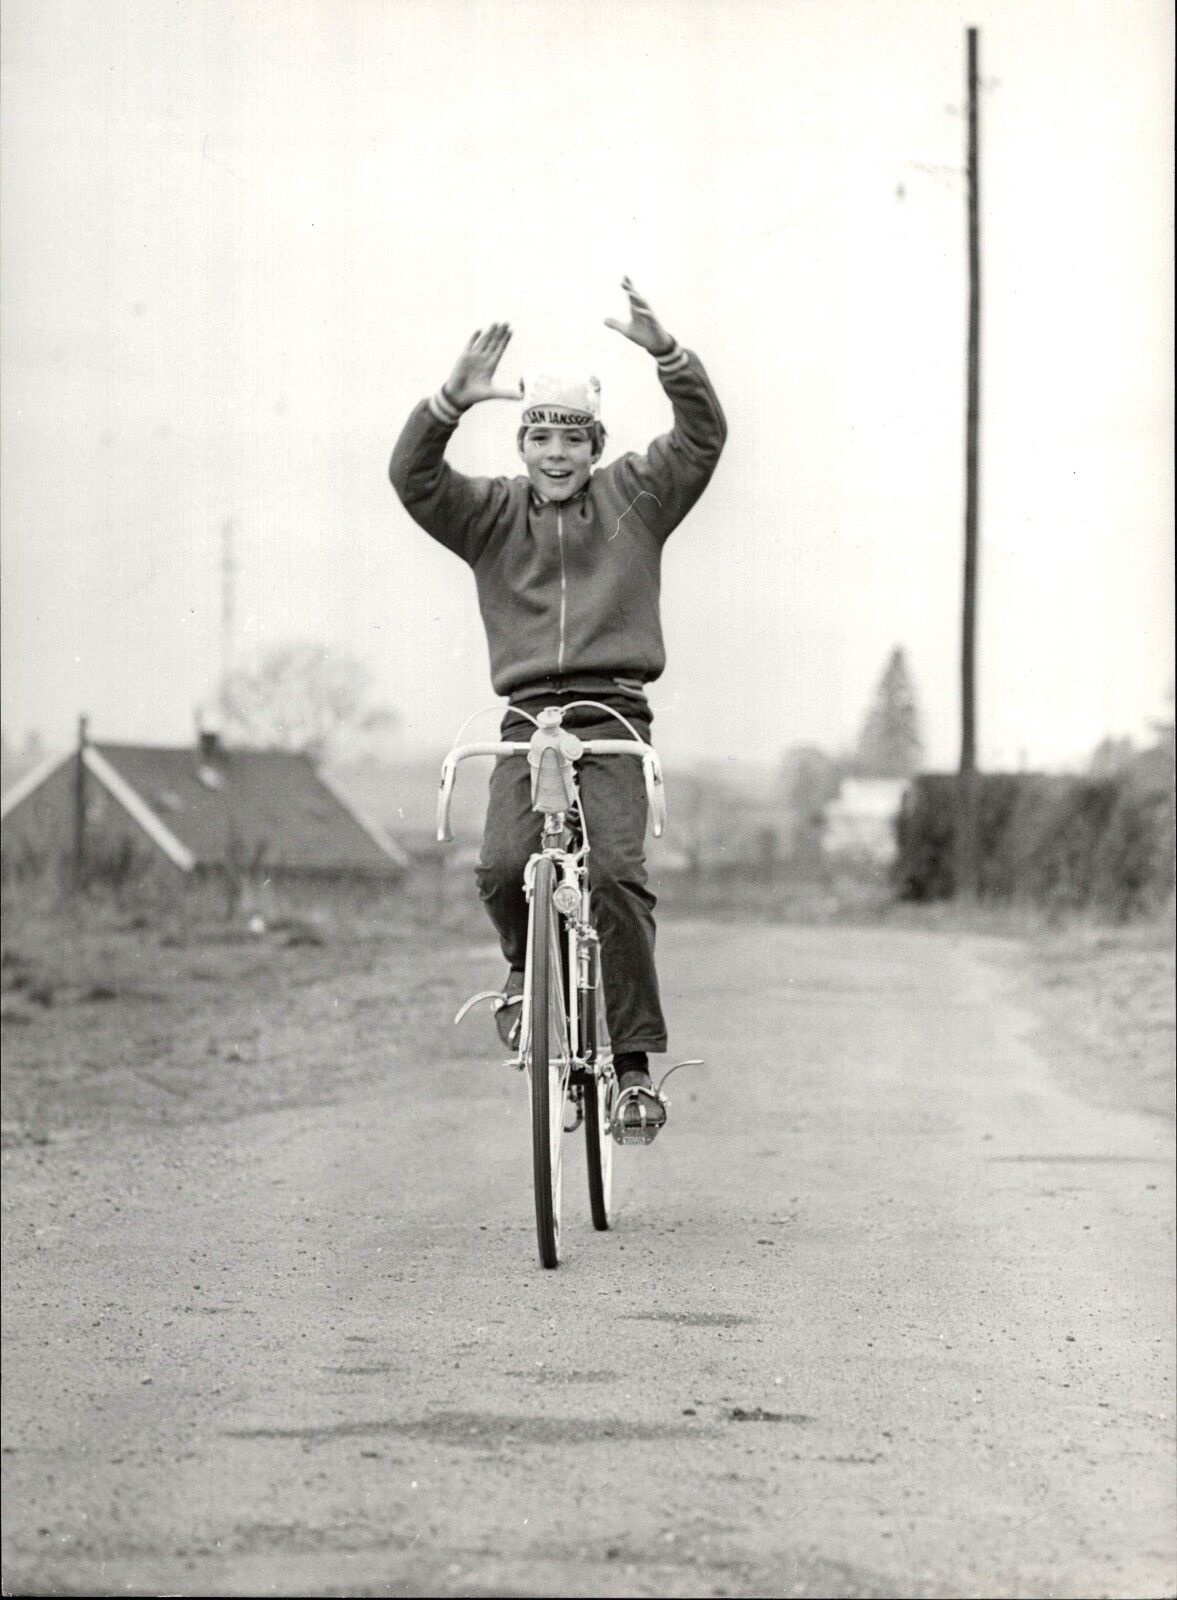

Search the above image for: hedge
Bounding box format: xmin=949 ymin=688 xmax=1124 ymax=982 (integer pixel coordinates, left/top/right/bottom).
xmin=894 ymin=768 xmax=1175 ymax=918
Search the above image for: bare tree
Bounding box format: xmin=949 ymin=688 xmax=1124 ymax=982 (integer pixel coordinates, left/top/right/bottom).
xmin=779 ymin=744 xmax=842 ymax=813
xmin=779 ymin=744 xmax=842 ymax=868
xmin=218 ymin=641 xmax=398 ymax=761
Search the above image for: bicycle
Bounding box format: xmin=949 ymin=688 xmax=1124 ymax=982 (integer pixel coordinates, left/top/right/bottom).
xmin=437 ymin=701 xmax=698 ymax=1269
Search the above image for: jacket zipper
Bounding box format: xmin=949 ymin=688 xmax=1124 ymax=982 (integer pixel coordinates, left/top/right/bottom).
xmin=555 ymin=510 xmax=567 ymax=671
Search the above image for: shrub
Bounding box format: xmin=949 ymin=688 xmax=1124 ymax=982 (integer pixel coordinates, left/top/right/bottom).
xmin=894 ymin=770 xmax=1175 ymax=919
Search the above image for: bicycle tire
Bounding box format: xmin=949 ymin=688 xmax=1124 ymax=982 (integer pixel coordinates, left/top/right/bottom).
xmin=582 ymin=973 xmax=613 ymax=1231
xmin=527 ymin=855 xmax=568 ymax=1268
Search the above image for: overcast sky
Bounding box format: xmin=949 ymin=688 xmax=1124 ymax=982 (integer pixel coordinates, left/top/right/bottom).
xmin=2 ymin=0 xmax=1172 ymax=770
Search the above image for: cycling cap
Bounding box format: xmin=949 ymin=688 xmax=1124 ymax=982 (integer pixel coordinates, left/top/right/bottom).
xmin=521 ymin=372 xmax=601 ymax=428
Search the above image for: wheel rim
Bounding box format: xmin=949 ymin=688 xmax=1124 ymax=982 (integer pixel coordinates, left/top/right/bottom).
xmin=583 ymin=967 xmax=614 ymax=1231
xmin=596 ymin=1072 xmax=613 ymax=1213
xmin=544 ymin=909 xmax=569 ymax=1252
xmin=526 ymin=857 xmax=570 ymax=1267
xmin=550 ymin=1058 xmax=564 ymax=1247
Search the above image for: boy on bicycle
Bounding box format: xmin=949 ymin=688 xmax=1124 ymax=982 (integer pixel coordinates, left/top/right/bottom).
xmin=390 ymin=280 xmax=726 ymax=1133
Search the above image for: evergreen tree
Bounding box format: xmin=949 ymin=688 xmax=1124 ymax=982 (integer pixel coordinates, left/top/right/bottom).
xmin=855 ymin=647 xmax=924 ymax=778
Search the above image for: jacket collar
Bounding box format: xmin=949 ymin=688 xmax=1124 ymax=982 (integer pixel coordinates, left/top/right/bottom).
xmin=529 ymin=479 xmax=592 ymax=511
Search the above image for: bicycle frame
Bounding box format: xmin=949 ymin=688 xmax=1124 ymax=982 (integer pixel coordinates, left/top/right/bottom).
xmin=438 ymin=706 xmax=665 ymax=1045
xmin=519 ymin=826 xmax=605 ymax=1088
xmin=441 ymin=702 xmax=672 ymax=1262
xmin=441 ymin=708 xmax=661 ymax=1036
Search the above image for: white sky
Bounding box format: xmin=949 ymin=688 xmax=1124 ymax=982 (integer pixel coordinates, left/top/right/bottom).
xmin=1 ymin=0 xmax=1172 ymax=769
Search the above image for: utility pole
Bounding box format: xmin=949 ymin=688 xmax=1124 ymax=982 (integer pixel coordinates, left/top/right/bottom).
xmin=957 ymin=25 xmax=982 ymax=897
xmin=73 ymin=713 xmax=89 ymax=890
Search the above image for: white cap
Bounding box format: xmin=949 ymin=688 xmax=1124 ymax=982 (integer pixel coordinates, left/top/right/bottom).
xmin=521 ymin=371 xmax=601 ymax=427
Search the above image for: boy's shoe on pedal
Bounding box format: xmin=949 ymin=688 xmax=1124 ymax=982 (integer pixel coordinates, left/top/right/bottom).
xmin=493 ymin=969 xmax=524 ymax=1051
xmin=611 ymin=1053 xmax=666 ymax=1145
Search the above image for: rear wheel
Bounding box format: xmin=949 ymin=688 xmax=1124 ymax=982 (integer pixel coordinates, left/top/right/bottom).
xmin=582 ymin=972 xmax=613 ymax=1231
xmin=526 ymin=857 xmax=570 ymax=1268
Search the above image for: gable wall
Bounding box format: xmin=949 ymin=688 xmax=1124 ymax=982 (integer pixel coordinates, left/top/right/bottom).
xmin=1 ymin=755 xmax=179 ymax=881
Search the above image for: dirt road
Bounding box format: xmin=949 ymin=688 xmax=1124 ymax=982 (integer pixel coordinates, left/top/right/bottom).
xmin=3 ymin=920 xmax=1174 ymax=1597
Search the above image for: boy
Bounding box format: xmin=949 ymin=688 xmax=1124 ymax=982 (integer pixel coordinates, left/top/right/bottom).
xmin=390 ymin=280 xmax=725 ymax=1131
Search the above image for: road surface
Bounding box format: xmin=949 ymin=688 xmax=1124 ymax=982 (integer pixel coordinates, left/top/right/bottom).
xmin=3 ymin=921 xmax=1174 ymax=1597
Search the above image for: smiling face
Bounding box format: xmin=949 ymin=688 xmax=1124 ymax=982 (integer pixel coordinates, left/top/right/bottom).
xmin=519 ymin=425 xmax=600 ymax=502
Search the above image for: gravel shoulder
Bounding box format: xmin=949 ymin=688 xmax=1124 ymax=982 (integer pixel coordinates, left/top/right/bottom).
xmin=1003 ymin=923 xmax=1175 ymax=1123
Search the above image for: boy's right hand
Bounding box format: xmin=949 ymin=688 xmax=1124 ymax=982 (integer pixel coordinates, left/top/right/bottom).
xmin=442 ymin=323 xmax=522 ymax=411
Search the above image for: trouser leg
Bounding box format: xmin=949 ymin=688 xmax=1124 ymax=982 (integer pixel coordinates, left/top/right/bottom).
xmin=475 ymin=751 xmax=541 ymax=975
xmin=576 ymin=734 xmax=668 ymax=1056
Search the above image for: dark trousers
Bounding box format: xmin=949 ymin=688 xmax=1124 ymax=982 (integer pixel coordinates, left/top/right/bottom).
xmin=474 ymin=699 xmax=668 ymax=1056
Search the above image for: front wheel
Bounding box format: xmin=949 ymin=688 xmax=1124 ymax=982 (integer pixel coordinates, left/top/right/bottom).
xmin=525 ymin=856 xmax=570 ymax=1268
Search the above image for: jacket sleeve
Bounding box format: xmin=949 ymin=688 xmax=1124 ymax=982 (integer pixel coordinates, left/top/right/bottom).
xmin=609 ymin=346 xmax=727 ymax=543
xmin=388 ymin=393 xmax=511 ymax=566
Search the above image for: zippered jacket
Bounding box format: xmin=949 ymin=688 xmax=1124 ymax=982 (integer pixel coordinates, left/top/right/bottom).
xmin=389 ymin=346 xmax=727 ymax=698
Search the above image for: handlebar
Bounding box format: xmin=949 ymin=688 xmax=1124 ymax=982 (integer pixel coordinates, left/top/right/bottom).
xmin=437 ymin=738 xmax=666 ymax=843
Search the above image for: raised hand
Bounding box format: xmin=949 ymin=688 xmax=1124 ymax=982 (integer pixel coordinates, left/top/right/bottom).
xmin=442 ymin=323 xmax=522 ymax=411
xmin=604 ymin=277 xmax=676 ymax=357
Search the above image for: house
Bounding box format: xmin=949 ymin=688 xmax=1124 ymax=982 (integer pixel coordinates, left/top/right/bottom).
xmin=822 ymin=777 xmax=909 ymax=863
xmin=1 ymin=727 xmax=409 ymax=884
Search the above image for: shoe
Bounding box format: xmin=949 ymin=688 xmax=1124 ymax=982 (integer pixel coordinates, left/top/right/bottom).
xmin=493 ymin=970 xmax=524 ymax=1050
xmin=611 ymin=1066 xmax=667 ymax=1145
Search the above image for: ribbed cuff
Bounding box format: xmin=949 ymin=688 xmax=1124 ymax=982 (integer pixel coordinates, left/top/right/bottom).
xmin=428 ymin=387 xmax=464 ymax=426
xmin=655 ymin=343 xmax=690 ymax=375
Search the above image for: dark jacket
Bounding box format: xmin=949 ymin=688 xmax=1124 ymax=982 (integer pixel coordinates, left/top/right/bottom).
xmin=389 ymin=346 xmax=726 ymax=698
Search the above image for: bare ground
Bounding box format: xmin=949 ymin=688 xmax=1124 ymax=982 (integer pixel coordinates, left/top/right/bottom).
xmin=3 ymin=893 xmax=1170 ymax=1140
xmin=2 ymin=890 xmax=1174 ymax=1597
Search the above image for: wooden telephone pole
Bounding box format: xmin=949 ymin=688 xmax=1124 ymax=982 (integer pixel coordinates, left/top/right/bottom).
xmin=73 ymin=714 xmax=89 ymax=889
xmin=957 ymin=25 xmax=982 ymax=897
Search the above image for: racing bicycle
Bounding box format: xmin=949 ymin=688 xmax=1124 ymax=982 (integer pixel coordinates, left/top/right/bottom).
xmin=437 ymin=701 xmax=697 ymax=1268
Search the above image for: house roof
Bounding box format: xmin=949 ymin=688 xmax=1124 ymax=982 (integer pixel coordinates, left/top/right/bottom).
xmin=88 ymin=742 xmax=408 ymax=875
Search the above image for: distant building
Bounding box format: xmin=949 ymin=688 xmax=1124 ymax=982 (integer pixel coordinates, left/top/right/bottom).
xmin=1 ymin=728 xmax=409 ymax=884
xmin=822 ymin=777 xmax=908 ymax=863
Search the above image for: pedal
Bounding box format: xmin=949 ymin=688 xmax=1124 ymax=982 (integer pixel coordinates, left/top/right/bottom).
xmin=610 ymin=1086 xmax=666 ymax=1146
xmin=612 ymin=1122 xmax=660 ymax=1147
xmin=609 ymin=1059 xmax=702 ymax=1145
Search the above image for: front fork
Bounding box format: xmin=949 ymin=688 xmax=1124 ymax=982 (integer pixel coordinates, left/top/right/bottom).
xmin=522 ymin=837 xmax=609 ymax=1080
xmin=455 ymin=829 xmax=604 ymax=1085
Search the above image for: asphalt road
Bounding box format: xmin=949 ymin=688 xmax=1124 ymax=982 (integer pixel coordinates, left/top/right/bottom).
xmin=3 ymin=922 xmax=1174 ymax=1597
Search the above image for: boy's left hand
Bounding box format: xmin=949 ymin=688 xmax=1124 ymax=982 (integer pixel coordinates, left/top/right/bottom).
xmin=604 ymin=277 xmax=676 ymax=357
